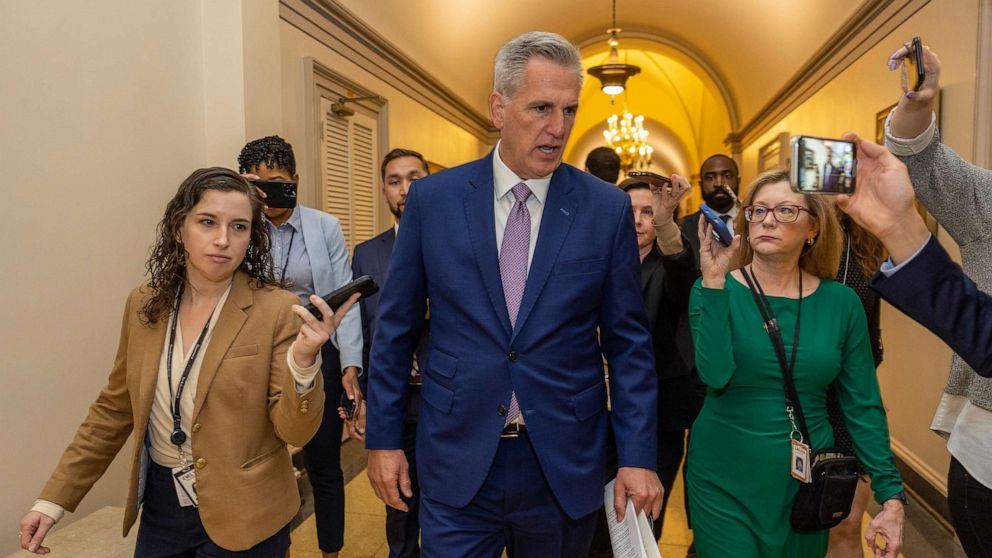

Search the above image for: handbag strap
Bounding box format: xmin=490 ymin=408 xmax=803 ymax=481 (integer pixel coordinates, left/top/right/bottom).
xmin=740 ymin=266 xmax=811 ymax=446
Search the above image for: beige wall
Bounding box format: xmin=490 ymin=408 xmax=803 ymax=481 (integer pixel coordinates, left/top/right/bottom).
xmin=740 ymin=0 xmax=981 ymax=494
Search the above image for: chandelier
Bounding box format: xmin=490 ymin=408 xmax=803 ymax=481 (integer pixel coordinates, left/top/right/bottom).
xmin=603 ymin=109 xmax=653 ymax=172
xmin=587 ymin=0 xmax=641 ymax=97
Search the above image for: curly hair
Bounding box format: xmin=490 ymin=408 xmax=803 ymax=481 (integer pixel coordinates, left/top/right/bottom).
xmin=238 ymin=135 xmax=297 ymax=176
xmin=140 ymin=167 xmax=276 ymax=324
xmin=840 ymin=212 xmax=886 ymax=277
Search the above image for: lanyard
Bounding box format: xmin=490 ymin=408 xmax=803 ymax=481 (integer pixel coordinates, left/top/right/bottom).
xmin=278 ymin=228 xmax=296 ymax=284
xmin=166 ymin=282 xmax=219 ymax=460
xmin=741 ymin=266 xmax=808 ymax=443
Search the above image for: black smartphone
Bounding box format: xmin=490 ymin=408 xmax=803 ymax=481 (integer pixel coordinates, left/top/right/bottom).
xmin=789 ymin=136 xmax=857 ymax=195
xmin=904 ymin=36 xmax=925 ymax=92
xmin=304 ymin=275 xmax=379 ymax=320
xmin=248 ymin=179 xmax=298 ymax=208
xmin=627 ymin=171 xmax=672 ymax=189
xmin=340 ymin=392 xmax=357 ymax=421
xmin=699 ymin=203 xmax=734 ymax=246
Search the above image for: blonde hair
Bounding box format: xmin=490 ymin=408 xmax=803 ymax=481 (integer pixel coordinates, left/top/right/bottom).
xmin=733 ymin=168 xmax=841 ymax=280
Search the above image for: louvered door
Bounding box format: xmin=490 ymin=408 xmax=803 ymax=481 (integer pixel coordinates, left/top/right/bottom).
xmin=319 ymin=98 xmax=380 ymax=251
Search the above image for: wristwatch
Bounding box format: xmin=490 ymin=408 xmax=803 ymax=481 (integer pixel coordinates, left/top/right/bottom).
xmin=885 ymin=490 xmax=908 ymax=505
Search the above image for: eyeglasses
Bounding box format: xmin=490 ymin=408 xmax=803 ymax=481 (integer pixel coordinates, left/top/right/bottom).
xmin=742 ymin=204 xmax=812 ymax=223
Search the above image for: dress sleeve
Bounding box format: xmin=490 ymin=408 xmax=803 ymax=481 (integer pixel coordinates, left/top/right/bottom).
xmin=688 ymin=278 xmax=736 ymax=390
xmin=833 ymin=288 xmax=904 ymax=503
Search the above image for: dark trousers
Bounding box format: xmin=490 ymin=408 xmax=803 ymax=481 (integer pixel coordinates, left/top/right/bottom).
xmin=949 ymin=456 xmax=992 ymax=558
xmin=386 ymin=418 xmax=421 ymax=558
xmin=134 ymin=463 xmax=290 ymax=557
xmin=301 ymin=343 xmax=345 ymax=553
xmin=419 ymin=432 xmax=597 ymax=558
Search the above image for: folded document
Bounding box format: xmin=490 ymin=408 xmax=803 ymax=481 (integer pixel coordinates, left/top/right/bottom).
xmin=603 ymin=479 xmax=662 ymax=558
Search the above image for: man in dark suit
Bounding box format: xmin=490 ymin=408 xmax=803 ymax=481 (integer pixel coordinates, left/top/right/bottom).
xmin=365 ymin=32 xmax=662 ymax=558
xmin=838 ymin=132 xmax=992 ymax=378
xmin=589 ymin=176 xmax=702 ymax=557
xmin=680 ymin=154 xmax=740 ymax=258
xmin=350 ymin=148 xmax=430 ymax=558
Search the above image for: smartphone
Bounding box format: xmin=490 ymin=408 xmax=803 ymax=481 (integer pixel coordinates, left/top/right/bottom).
xmin=304 ymin=275 xmax=379 ymax=320
xmin=789 ymin=136 xmax=857 ymax=195
xmin=627 ymin=171 xmax=672 ymax=189
xmin=699 ymin=203 xmax=734 ymax=246
xmin=903 ymin=36 xmax=925 ymax=92
xmin=340 ymin=392 xmax=357 ymax=421
xmin=248 ymin=179 xmax=298 ymax=208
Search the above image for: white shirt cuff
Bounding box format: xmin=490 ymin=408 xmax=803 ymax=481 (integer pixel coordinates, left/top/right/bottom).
xmin=31 ymin=500 xmax=65 ymax=524
xmin=883 ymin=107 xmax=937 ymax=156
xmin=879 ymin=234 xmax=932 ymax=277
xmin=288 ymin=342 xmax=322 ymax=393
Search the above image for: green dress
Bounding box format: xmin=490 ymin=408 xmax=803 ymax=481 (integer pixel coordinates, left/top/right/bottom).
xmin=687 ymin=275 xmax=903 ymax=557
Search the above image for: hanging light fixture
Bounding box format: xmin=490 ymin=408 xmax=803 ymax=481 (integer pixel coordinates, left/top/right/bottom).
xmin=603 ymin=108 xmax=654 ymax=172
xmin=587 ymin=0 xmax=641 ymax=97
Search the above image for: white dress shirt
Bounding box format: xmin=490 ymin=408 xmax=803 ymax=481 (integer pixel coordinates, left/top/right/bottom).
xmin=493 ymin=141 xmax=551 ymax=269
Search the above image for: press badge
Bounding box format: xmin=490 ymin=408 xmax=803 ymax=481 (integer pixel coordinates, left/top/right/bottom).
xmin=790 ymin=439 xmax=811 ymax=483
xmin=172 ymin=465 xmax=199 ymax=507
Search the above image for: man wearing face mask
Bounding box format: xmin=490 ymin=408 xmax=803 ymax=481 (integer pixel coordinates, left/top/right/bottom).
xmin=680 ymin=154 xmax=741 ymax=259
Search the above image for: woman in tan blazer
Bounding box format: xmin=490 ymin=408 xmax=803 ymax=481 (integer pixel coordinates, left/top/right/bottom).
xmin=18 ymin=167 xmax=358 ymax=556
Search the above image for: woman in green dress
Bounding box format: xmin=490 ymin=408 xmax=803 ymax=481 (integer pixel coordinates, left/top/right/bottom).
xmin=686 ymin=169 xmax=906 ymax=557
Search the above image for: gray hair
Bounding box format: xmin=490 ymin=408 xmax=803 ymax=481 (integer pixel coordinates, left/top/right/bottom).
xmin=493 ymin=31 xmax=583 ymax=98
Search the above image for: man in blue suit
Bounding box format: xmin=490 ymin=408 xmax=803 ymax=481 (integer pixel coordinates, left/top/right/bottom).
xmin=365 ymin=32 xmax=662 ymax=557
xmin=838 ymin=131 xmax=992 ymax=378
xmin=350 ymin=148 xmax=431 ymax=558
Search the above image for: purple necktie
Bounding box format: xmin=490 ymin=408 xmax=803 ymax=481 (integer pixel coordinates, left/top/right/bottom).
xmin=500 ymin=182 xmax=532 ymax=425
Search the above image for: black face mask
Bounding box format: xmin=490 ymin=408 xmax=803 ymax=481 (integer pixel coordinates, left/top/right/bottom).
xmin=702 ymin=186 xmax=736 ymax=213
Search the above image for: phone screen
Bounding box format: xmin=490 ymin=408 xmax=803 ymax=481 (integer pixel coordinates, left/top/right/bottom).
xmin=793 ymin=137 xmax=856 ymax=194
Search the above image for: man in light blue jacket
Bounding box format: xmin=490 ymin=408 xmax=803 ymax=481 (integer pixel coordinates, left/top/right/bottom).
xmin=239 ymin=136 xmax=362 ymax=558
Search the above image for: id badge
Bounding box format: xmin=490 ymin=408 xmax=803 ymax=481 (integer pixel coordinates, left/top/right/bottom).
xmin=172 ymin=465 xmax=199 ymax=507
xmin=790 ymin=439 xmax=812 ymax=483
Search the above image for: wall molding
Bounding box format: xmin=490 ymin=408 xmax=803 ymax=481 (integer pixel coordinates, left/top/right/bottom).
xmin=281 ymin=0 xmax=498 ymax=143
xmin=890 ymin=439 xmax=953 ymax=530
xmin=733 ymin=0 xmax=931 ymax=149
xmin=975 ymin=0 xmax=992 ymax=167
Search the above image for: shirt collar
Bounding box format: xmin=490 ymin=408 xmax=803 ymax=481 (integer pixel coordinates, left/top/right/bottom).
xmin=266 ymin=205 xmax=302 ymax=233
xmin=492 ymin=141 xmax=550 ymax=205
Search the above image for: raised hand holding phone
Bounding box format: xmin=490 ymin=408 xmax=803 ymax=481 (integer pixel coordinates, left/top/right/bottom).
xmin=697 ymin=215 xmax=741 ymax=290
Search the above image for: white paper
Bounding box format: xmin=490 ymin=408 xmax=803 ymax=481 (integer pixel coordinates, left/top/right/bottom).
xmin=603 ymin=479 xmax=662 ymax=558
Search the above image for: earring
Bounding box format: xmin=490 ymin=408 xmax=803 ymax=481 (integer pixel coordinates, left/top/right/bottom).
xmin=806 ymin=236 xmax=815 ymax=246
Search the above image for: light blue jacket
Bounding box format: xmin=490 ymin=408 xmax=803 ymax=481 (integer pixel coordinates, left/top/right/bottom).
xmin=299 ymin=204 xmax=363 ymax=372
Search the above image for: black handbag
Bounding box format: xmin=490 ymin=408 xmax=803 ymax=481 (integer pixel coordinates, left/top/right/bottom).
xmin=741 ymin=268 xmax=860 ymax=532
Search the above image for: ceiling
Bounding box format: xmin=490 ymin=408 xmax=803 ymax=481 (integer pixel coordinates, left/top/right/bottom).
xmin=335 ymin=0 xmax=866 ymax=129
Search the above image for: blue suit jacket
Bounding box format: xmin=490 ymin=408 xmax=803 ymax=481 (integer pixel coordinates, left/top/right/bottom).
xmin=353 ymin=227 xmax=428 ymax=421
xmin=365 ymin=153 xmax=658 ymax=519
xmin=871 ymin=236 xmax=992 ymax=377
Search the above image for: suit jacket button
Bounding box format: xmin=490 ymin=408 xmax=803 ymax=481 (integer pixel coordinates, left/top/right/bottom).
xmin=194 ymin=458 xmax=207 ymax=469
xmin=508 ymin=351 xmax=518 ymax=361
xmin=497 ymin=404 xmax=508 ymax=416
xmin=192 ymin=423 xmax=202 ymax=433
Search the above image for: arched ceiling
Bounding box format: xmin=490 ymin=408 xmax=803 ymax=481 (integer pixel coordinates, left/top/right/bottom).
xmin=334 ymin=0 xmax=866 ymax=128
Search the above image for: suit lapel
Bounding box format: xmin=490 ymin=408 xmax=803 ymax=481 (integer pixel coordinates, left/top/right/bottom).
xmin=511 ymin=168 xmax=577 ymax=342
xmin=465 ymin=155 xmax=512 ymax=336
xmin=135 ymin=307 xmax=168 ymax=433
xmin=379 ymin=228 xmax=396 ymax=280
xmin=191 ymin=273 xmax=251 ymax=422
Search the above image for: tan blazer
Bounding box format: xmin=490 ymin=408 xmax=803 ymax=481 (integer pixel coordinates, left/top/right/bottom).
xmin=39 ymin=272 xmax=324 ymax=551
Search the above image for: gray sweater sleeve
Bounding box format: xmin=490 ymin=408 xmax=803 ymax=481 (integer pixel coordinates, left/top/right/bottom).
xmin=900 ymin=129 xmax=992 ymax=248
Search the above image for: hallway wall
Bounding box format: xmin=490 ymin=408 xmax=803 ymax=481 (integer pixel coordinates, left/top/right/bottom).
xmin=740 ymin=0 xmax=981 ymax=496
